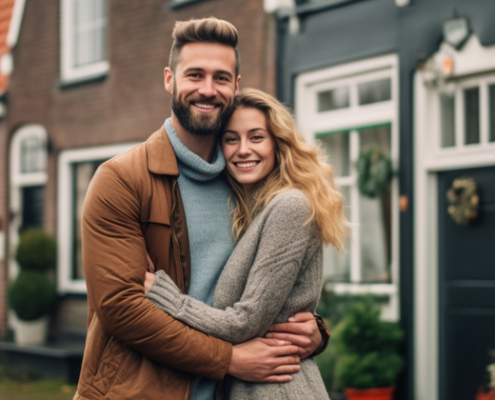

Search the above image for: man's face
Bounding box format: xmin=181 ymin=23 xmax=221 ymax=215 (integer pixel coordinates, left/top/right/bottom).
xmin=165 ymin=42 xmax=240 ymax=136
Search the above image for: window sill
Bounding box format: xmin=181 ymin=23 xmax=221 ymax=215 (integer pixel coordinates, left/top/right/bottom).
xmin=326 ymin=282 xmax=397 ymax=295
xmin=58 ymin=71 xmax=108 ymax=90
xmin=168 ymin=0 xmax=205 ymax=10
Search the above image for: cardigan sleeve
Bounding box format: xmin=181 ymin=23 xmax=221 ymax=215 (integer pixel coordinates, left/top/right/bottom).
xmin=146 ymin=191 xmax=320 ymax=344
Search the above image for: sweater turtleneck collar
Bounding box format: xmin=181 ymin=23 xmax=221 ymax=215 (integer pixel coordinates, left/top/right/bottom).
xmin=164 ymin=118 xmax=225 ymax=182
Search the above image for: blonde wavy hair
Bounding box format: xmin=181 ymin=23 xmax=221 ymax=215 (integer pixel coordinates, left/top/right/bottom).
xmin=226 ymin=88 xmax=347 ymax=250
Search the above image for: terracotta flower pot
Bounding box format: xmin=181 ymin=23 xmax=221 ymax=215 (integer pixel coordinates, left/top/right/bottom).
xmin=345 ymin=386 xmax=395 ymax=400
xmin=476 ymin=388 xmax=495 ymax=400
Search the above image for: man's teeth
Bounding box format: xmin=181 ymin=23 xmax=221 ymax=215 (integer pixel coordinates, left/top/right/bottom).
xmin=236 ymin=162 xmax=258 ymax=168
xmin=195 ymin=103 xmax=215 ymax=109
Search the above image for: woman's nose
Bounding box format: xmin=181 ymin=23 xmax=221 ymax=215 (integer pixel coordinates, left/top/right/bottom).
xmin=237 ymin=139 xmax=252 ymax=156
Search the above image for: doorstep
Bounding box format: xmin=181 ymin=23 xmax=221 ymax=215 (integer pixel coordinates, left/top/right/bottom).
xmin=0 ymin=334 xmax=85 ymax=383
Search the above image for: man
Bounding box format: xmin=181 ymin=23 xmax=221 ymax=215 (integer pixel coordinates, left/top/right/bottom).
xmin=74 ymin=18 xmax=329 ymax=400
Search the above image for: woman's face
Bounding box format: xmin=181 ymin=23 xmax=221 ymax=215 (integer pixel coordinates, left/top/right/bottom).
xmin=222 ymin=107 xmax=276 ymax=191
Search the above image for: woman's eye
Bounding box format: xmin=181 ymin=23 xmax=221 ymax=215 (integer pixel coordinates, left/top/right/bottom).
xmin=224 ymin=137 xmax=238 ymax=143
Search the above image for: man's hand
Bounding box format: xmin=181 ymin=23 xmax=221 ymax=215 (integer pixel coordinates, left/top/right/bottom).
xmin=265 ymin=312 xmax=321 ymax=359
xmin=144 ymin=272 xmax=156 ymax=293
xmin=144 ymin=253 xmax=155 ymax=293
xmin=228 ymin=338 xmax=301 ymax=383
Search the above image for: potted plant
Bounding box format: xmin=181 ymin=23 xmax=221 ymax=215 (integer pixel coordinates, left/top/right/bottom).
xmin=333 ymin=299 xmax=403 ymax=400
xmin=476 ymin=351 xmax=495 ymax=400
xmin=7 ymin=229 xmax=57 ymax=345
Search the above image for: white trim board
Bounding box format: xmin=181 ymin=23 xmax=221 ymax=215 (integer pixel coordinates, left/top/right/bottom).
xmin=6 ymin=0 xmax=26 ymax=47
xmin=57 ymin=143 xmax=139 ymax=294
xmin=414 ymin=35 xmax=495 ymax=400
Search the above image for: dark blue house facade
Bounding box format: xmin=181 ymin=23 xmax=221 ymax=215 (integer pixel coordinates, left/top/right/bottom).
xmin=271 ymin=0 xmax=495 ymax=399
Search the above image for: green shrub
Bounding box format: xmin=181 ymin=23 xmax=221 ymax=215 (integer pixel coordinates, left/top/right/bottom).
xmin=7 ymin=271 xmax=56 ymax=321
xmin=333 ymin=299 xmax=404 ymax=389
xmin=15 ymin=229 xmax=56 ymax=272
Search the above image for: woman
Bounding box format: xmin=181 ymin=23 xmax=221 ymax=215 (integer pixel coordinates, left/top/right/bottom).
xmin=146 ymin=88 xmax=347 ymax=399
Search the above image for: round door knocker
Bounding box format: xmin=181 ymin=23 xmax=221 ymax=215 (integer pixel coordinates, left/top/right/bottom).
xmin=446 ymin=176 xmax=479 ymax=225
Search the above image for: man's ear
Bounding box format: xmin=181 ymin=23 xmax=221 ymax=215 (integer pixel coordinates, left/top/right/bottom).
xmin=164 ymin=67 xmax=174 ymax=94
xmin=234 ymin=75 xmax=241 ymax=95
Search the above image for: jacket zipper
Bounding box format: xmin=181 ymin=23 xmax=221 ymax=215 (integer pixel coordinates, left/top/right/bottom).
xmin=170 ymin=178 xmax=187 ymax=292
xmin=171 ymin=177 xmax=193 ymax=400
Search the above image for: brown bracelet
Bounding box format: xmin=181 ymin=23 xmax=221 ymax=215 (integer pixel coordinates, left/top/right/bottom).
xmin=309 ymin=314 xmax=331 ymax=358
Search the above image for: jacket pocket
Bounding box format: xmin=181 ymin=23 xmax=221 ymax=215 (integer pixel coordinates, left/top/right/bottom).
xmin=92 ymin=335 xmax=130 ymax=395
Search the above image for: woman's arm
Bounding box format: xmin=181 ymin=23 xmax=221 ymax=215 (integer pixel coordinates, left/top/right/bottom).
xmin=146 ymin=191 xmax=320 ymax=344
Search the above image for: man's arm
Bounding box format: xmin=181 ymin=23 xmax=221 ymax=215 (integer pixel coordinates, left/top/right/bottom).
xmin=82 ymin=161 xmax=232 ymax=380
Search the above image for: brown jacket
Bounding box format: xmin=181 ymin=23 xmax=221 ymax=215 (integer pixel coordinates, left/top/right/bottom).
xmin=74 ymin=127 xmax=232 ymax=400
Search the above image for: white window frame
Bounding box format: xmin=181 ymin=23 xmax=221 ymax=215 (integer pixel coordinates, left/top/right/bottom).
xmin=9 ymin=125 xmax=48 ymax=279
xmin=57 ymin=143 xmax=138 ymax=294
xmin=295 ymin=54 xmax=400 ymax=320
xmin=60 ymin=0 xmax=109 ymax=84
xmin=414 ymin=35 xmax=495 ymax=400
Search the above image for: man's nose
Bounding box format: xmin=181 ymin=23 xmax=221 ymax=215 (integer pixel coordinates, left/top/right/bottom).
xmin=198 ymin=77 xmax=217 ymax=97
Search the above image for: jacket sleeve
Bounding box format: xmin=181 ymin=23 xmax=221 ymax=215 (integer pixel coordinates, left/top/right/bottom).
xmin=146 ymin=191 xmax=320 ymax=344
xmin=82 ymin=160 xmax=232 ymax=380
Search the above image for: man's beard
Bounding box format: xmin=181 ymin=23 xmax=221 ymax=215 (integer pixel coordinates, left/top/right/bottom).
xmin=172 ymin=86 xmax=235 ymax=137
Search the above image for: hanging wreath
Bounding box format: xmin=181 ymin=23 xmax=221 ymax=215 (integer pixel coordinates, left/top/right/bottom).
xmin=357 ymin=148 xmax=393 ymax=198
xmin=446 ymin=177 xmax=479 ymax=225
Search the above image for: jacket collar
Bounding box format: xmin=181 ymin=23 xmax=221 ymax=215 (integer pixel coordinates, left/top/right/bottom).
xmin=146 ymin=126 xmax=179 ymax=176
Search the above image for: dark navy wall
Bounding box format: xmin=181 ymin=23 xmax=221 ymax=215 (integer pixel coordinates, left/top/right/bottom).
xmin=275 ymin=1 xmax=495 ymax=399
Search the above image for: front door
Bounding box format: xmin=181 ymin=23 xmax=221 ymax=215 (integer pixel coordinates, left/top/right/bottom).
xmin=438 ymin=166 xmax=495 ymax=400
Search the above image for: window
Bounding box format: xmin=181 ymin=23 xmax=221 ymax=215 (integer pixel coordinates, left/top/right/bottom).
xmin=58 ymin=143 xmax=138 ymax=293
xmin=9 ymin=125 xmax=48 ymax=276
xmin=295 ymin=55 xmax=399 ymax=319
xmin=438 ymin=76 xmax=495 ymax=150
xmin=61 ymin=0 xmax=108 ymax=83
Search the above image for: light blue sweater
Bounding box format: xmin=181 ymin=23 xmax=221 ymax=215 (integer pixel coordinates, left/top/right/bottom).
xmin=164 ymin=119 xmax=234 ymax=400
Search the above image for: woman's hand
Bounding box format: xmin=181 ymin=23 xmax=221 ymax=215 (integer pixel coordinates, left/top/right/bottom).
xmin=265 ymin=312 xmax=323 ymax=359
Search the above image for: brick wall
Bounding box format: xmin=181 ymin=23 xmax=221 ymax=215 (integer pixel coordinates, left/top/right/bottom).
xmin=1 ymin=0 xmax=275 ymax=337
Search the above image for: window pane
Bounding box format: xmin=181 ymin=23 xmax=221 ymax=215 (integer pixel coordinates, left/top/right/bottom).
xmin=490 ymin=84 xmax=495 ymax=142
xmin=358 ymin=125 xmax=391 ymax=283
xmin=464 ymin=87 xmax=480 ymax=144
xmin=72 ymin=160 xmax=104 ymax=280
xmin=73 ymin=0 xmax=106 ymax=66
xmin=20 ymin=136 xmax=45 ymax=173
xmin=358 ymin=78 xmax=391 ymax=105
xmin=322 ymin=186 xmax=351 ymax=282
xmin=359 ymin=188 xmax=391 ymax=283
xmin=318 ymin=87 xmax=350 ymax=112
xmin=21 ymin=186 xmax=44 ymax=231
xmin=440 ymin=94 xmax=456 ymax=148
xmin=318 ymin=132 xmax=350 ymax=177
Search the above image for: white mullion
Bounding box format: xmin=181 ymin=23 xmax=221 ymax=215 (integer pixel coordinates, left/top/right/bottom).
xmin=455 ymin=86 xmax=464 ymax=148
xmin=480 ymin=80 xmax=489 ymax=146
xmin=350 ymin=129 xmax=361 ymax=283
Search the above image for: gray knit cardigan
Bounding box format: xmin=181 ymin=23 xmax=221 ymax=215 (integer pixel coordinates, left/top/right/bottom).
xmin=146 ymin=189 xmax=330 ymax=400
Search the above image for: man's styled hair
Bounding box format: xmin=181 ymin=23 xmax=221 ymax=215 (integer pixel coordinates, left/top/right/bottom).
xmin=169 ymin=17 xmax=240 ymax=77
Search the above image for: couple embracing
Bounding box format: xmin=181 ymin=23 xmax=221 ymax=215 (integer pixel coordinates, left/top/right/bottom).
xmin=74 ymin=17 xmax=346 ymax=400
